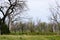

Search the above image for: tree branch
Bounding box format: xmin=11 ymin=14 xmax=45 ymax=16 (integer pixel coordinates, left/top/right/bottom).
xmin=0 ymin=6 xmax=4 ymax=16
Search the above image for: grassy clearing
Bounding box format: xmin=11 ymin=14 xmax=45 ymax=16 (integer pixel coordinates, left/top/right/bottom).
xmin=0 ymin=35 xmax=60 ymax=40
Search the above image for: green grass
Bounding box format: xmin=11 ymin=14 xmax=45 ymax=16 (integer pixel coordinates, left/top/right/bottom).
xmin=0 ymin=35 xmax=60 ymax=40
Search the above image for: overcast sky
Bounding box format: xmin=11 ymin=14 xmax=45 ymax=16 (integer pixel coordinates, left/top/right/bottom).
xmin=27 ymin=0 xmax=60 ymax=22
xmin=0 ymin=0 xmax=60 ymax=23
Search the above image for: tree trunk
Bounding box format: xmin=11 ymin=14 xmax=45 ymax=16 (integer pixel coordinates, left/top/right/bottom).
xmin=0 ymin=17 xmax=10 ymax=34
xmin=52 ymin=23 xmax=56 ymax=32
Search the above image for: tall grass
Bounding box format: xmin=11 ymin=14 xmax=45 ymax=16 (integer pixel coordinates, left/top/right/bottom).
xmin=0 ymin=35 xmax=60 ymax=40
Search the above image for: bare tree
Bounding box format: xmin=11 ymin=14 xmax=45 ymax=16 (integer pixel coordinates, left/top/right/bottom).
xmin=49 ymin=0 xmax=60 ymax=33
xmin=0 ymin=0 xmax=27 ymax=34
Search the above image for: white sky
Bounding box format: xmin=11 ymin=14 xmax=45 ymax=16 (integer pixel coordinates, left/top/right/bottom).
xmin=27 ymin=0 xmax=60 ymax=22
xmin=0 ymin=0 xmax=60 ymax=23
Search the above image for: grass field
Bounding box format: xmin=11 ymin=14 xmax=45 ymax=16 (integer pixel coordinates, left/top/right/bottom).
xmin=0 ymin=35 xmax=60 ymax=40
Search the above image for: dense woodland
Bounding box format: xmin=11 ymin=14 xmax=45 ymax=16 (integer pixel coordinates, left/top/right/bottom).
xmin=0 ymin=0 xmax=60 ymax=35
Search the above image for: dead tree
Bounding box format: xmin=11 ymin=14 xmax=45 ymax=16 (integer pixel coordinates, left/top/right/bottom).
xmin=49 ymin=0 xmax=60 ymax=33
xmin=0 ymin=0 xmax=27 ymax=34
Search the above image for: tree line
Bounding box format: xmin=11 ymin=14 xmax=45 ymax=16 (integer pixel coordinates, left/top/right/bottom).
xmin=9 ymin=20 xmax=60 ymax=35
